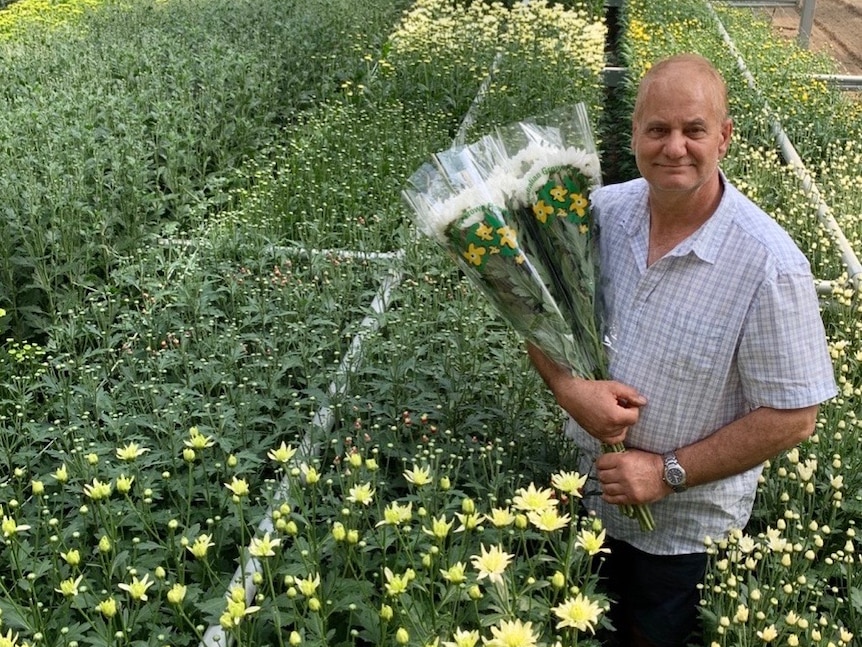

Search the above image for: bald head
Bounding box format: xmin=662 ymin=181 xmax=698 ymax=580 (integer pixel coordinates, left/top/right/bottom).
xmin=633 ymin=53 xmax=729 ymax=126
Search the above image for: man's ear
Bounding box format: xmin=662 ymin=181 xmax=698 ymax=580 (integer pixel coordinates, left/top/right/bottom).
xmin=718 ymin=118 xmax=733 ymax=158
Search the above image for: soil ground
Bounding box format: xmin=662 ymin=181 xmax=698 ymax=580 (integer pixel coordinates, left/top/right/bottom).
xmin=757 ymin=0 xmax=862 ymax=76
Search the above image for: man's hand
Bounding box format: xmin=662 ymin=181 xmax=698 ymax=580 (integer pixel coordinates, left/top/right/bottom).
xmin=525 ymin=343 xmax=646 ymax=446
xmin=555 ymin=378 xmax=647 ymax=445
xmin=596 ymin=449 xmax=668 ymax=506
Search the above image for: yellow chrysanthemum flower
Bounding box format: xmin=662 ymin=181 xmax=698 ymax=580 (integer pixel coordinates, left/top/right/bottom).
xmin=248 ymin=532 xmax=281 ymax=558
xmin=384 ymin=567 xmax=415 ymax=597
xmin=377 ymin=501 xmax=413 ymax=527
xmin=487 ymin=507 xmax=516 ymax=527
xmin=550 ymin=470 xmax=587 ymax=497
xmin=346 ymin=482 xmax=375 ymax=506
xmin=439 ymin=562 xmax=467 ymax=585
xmin=267 ymin=441 xmax=298 ymax=464
xmin=527 ymin=507 xmax=570 ymax=532
xmin=471 ymin=544 xmax=514 ymax=585
xmin=443 ymin=628 xmax=480 ymax=647
xmin=553 ymin=593 xmax=603 ymax=633
xmin=575 ymin=528 xmax=610 ymax=556
xmin=511 ymin=482 xmax=556 ymax=512
xmin=116 ymin=442 xmax=150 ymax=461
xmin=188 ymin=533 xmax=216 ymax=559
xmin=484 ymin=618 xmax=538 ymax=647
xmin=404 ymin=464 xmax=433 ymax=487
xmin=118 ymin=573 xmax=154 ymax=601
xmin=83 ymin=478 xmax=113 ymax=501
xmin=423 ymin=513 xmax=454 ymax=541
xmin=224 ymin=476 xmax=250 ymax=497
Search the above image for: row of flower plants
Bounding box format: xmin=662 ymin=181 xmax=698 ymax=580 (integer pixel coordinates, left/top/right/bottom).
xmin=620 ymin=1 xmax=861 ymax=645
xmin=0 ymin=1 xmax=626 ymax=646
xmin=0 ymin=0 xmax=859 ymax=646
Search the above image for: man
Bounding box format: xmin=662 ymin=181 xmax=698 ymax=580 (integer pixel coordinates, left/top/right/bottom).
xmin=528 ymin=53 xmax=836 ymax=647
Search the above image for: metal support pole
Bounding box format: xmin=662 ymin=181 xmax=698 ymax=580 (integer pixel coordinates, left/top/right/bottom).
xmin=797 ymin=0 xmax=816 ymax=49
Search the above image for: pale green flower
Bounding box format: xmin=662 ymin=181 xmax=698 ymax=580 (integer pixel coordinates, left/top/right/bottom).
xmin=455 ymin=511 xmax=482 ymax=532
xmin=423 ymin=513 xmax=454 ymax=541
xmin=116 ymin=474 xmax=134 ymax=494
xmin=487 ymin=507 xmax=516 ymax=527
xmin=184 ymin=426 xmax=215 ymax=449
xmin=404 ymin=463 xmax=433 ymax=487
xmin=224 ymin=476 xmax=250 ymax=497
xmin=83 ymin=478 xmax=112 ymax=501
xmin=296 ymin=573 xmax=320 ymax=597
xmin=575 ymin=528 xmax=610 ymax=556
xmin=756 ymin=624 xmax=778 ymax=642
xmin=300 ymin=462 xmax=320 ymax=485
xmin=188 ymin=533 xmax=216 ymax=559
xmin=116 ymin=442 xmax=150 ymax=461
xmin=331 ymin=521 xmax=347 ymax=541
xmin=61 ymin=549 xmax=81 ymax=566
xmin=118 ymin=573 xmax=154 ymax=601
xmin=267 ymin=441 xmax=298 ymax=464
xmin=248 ymin=532 xmax=281 ymax=558
xmin=471 ymin=544 xmax=513 ymax=585
xmin=440 ymin=562 xmax=467 ymax=584
xmin=97 ymin=597 xmax=118 ymax=618
xmin=53 ymin=464 xmax=69 ymax=483
xmin=346 ymin=482 xmax=375 ymax=506
xmin=167 ymin=583 xmax=187 ymax=605
xmin=56 ymin=574 xmax=84 ymax=597
xmin=384 ymin=567 xmax=415 ymax=596
xmin=443 ymin=628 xmax=480 ymax=647
xmin=377 ymin=501 xmax=413 ymax=527
xmin=553 ymin=593 xmax=603 ymax=633
xmin=219 ymin=595 xmax=261 ymax=628
xmin=1 ymin=516 xmax=30 ymax=538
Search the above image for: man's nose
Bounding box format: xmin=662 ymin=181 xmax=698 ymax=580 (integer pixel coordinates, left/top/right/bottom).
xmin=663 ymin=130 xmax=687 ymax=158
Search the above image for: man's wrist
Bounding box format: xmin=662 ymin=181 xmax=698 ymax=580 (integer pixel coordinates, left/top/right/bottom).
xmin=661 ymin=451 xmax=688 ymax=493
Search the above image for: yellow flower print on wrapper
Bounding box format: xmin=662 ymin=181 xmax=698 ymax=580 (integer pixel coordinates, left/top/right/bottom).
xmin=475 ymin=221 xmax=495 ymax=241
xmin=532 ymin=200 xmax=554 ymax=223
xmin=496 ymin=226 xmax=517 ymax=250
xmin=463 ymin=243 xmax=486 ymax=267
xmin=549 ymin=185 xmax=568 ymax=202
xmin=569 ymin=193 xmax=588 ymax=218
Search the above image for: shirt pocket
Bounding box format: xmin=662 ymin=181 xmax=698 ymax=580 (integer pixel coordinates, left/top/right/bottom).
xmin=658 ymin=310 xmax=728 ymax=380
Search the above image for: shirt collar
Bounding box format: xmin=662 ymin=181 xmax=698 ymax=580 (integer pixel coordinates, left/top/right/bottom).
xmin=624 ymin=173 xmax=736 ymax=265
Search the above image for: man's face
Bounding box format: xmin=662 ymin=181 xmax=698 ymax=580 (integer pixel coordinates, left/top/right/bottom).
xmin=631 ymin=65 xmax=732 ymax=196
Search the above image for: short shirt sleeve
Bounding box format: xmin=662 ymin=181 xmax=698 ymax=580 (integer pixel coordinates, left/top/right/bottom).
xmin=739 ymin=269 xmax=837 ymax=409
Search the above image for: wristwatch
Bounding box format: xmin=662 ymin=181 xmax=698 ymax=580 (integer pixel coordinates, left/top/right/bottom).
xmin=662 ymin=451 xmax=688 ymax=493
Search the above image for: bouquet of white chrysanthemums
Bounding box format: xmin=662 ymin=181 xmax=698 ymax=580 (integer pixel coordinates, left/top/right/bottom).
xmin=403 ymin=103 xmax=654 ymax=531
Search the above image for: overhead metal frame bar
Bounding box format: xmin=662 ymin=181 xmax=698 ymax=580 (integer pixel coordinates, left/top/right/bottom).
xmin=717 ymin=0 xmax=817 ymax=48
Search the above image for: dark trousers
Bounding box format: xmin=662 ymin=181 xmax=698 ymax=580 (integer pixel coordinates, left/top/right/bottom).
xmin=595 ymin=537 xmax=708 ymax=647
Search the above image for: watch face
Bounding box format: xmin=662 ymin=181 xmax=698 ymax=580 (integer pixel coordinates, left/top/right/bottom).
xmin=666 ymin=467 xmax=685 ymax=486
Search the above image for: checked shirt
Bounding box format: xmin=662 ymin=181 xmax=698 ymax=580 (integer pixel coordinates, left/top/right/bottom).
xmin=566 ymin=175 xmax=837 ymax=555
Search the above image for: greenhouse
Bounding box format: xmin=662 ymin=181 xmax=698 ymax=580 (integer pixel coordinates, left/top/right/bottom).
xmin=0 ymin=0 xmax=859 ymax=646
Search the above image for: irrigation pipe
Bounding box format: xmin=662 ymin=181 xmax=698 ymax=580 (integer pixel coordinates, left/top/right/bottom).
xmin=197 ymin=9 xmax=515 ymax=645
xmin=708 ymin=2 xmax=862 ymax=292
xmin=198 ymin=265 xmax=403 ymax=646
